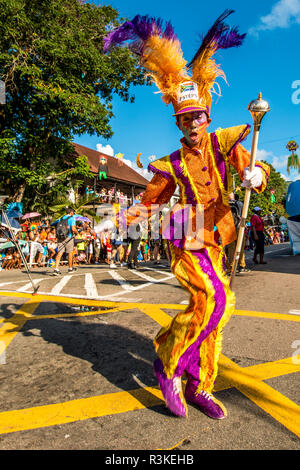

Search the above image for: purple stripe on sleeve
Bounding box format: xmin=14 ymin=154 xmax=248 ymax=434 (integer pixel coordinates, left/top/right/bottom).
xmin=148 ymin=163 xmax=173 ymax=180
xmin=169 ymin=150 xmax=196 ymax=204
xmin=227 ymin=124 xmax=251 ymax=156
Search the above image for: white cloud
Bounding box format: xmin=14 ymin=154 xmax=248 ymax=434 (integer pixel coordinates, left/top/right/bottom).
xmin=249 ymin=0 xmax=300 ymax=35
xmin=271 ymin=155 xmax=289 ymax=170
xmin=96 ymin=143 xmax=114 ymax=156
xmin=255 ymin=148 xmax=291 ymax=175
xmin=255 ymin=148 xmax=274 ymax=161
xmin=148 ymin=155 xmax=157 ymax=162
xmin=123 ymin=158 xmax=152 ymax=181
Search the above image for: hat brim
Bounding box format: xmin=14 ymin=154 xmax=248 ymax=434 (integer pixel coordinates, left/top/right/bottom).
xmin=172 ymin=106 xmax=208 ymax=117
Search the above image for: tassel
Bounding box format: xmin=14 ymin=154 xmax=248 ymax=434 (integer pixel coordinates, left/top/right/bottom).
xmin=287 ymin=153 xmax=300 ymax=174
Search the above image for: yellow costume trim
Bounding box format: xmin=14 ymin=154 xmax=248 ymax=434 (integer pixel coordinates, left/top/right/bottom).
xmin=178 ymin=148 xmax=202 ymax=206
xmin=198 ymin=246 xmax=235 ymax=393
xmin=149 ymin=155 xmax=174 ymax=178
xmin=168 ymin=153 xmax=188 ymax=205
xmin=207 ymin=131 xmax=229 ymax=205
xmin=154 ymin=246 xmax=217 ymax=379
xmin=216 ymin=125 xmax=251 ymax=155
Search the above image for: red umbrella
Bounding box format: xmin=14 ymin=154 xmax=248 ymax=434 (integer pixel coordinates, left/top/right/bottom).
xmin=22 ymin=212 xmax=41 ymax=219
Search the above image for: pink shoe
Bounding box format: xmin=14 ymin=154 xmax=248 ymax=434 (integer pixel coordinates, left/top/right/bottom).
xmin=153 ymin=359 xmax=187 ymax=417
xmin=185 ymin=379 xmax=227 ymax=419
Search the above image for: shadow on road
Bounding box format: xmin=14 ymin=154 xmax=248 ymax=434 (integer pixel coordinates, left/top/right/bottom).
xmin=20 ymin=314 xmax=171 ymax=414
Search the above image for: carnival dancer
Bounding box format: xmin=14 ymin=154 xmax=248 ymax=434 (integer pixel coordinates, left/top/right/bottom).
xmin=98 ymin=11 xmax=270 ymax=419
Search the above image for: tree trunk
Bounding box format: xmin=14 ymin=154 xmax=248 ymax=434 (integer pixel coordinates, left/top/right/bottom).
xmin=13 ymin=182 xmax=26 ymax=202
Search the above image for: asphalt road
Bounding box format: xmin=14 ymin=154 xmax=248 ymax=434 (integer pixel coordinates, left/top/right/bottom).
xmin=0 ymin=242 xmax=299 ymax=451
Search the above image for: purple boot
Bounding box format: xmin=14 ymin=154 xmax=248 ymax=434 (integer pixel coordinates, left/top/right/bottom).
xmin=153 ymin=358 xmax=187 ymax=418
xmin=185 ymin=379 xmax=227 ymax=419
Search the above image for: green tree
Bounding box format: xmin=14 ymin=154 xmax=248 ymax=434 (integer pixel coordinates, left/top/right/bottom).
xmin=0 ymin=0 xmax=145 ymax=203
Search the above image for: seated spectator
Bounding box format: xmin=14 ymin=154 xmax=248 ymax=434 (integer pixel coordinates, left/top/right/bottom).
xmin=2 ymin=248 xmax=15 ymax=270
xmin=41 ymin=241 xmax=48 ymax=266
xmin=47 ymin=227 xmax=57 ymax=259
xmin=13 ymin=250 xmax=22 ymax=269
xmin=39 ymin=226 xmax=48 ymax=243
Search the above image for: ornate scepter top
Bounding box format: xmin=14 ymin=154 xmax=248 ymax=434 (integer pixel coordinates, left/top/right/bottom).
xmin=247 ymin=92 xmax=270 ymax=130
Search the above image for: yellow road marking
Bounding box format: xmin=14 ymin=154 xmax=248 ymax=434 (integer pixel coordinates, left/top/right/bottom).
xmin=137 ymin=305 xmax=173 ymax=328
xmin=0 ymin=292 xmax=299 ymax=437
xmin=242 ymin=356 xmax=300 ymax=381
xmin=0 ymin=299 xmax=40 ymax=357
xmin=0 ymin=354 xmax=298 ymax=436
xmin=219 ymin=354 xmax=300 ymax=438
xmin=0 ymin=387 xmax=163 ymax=435
xmin=235 ymin=309 xmax=300 ymax=323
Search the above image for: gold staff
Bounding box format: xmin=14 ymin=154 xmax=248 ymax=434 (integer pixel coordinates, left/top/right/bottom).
xmin=230 ymin=93 xmax=270 ymax=288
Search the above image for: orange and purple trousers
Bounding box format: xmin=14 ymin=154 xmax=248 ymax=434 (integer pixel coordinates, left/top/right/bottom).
xmin=153 ymin=242 xmax=235 ymax=393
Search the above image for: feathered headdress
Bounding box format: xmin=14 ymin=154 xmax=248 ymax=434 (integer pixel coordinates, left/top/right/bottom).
xmin=104 ymin=10 xmax=246 ymax=117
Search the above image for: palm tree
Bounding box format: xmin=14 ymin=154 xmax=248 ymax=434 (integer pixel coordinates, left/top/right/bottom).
xmin=48 ymin=192 xmax=100 ymax=224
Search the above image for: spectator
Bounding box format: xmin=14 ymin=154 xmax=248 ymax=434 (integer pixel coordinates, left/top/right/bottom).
xmin=39 ymin=225 xmax=48 ymax=243
xmin=105 ymin=236 xmax=112 ymax=265
xmin=225 ymin=193 xmax=249 ymax=274
xmin=85 ymin=227 xmax=94 ymax=264
xmin=94 ymin=236 xmax=101 ymax=264
xmin=127 ymin=223 xmax=141 ymax=269
xmin=110 ymin=228 xmax=126 ymax=268
xmin=2 ymin=248 xmax=14 ymax=270
xmin=28 ymin=227 xmax=44 ymax=267
xmin=250 ymin=206 xmax=267 ymax=264
xmin=53 ymin=207 xmax=78 ymax=275
xmin=47 ymin=227 xmax=57 ymax=259
xmin=41 ymin=241 xmax=48 ymax=266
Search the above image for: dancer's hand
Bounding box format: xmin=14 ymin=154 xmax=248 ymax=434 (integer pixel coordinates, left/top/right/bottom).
xmin=242 ymin=167 xmax=263 ymax=189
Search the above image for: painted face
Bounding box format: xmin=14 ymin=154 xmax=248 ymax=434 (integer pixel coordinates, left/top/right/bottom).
xmin=177 ymin=111 xmax=209 ymax=147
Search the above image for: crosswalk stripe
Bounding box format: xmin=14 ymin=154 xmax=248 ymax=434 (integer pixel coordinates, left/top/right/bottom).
xmin=84 ymin=273 xmax=98 ymax=298
xmin=108 ymin=270 xmax=135 ymax=291
xmin=132 ymin=270 xmax=162 ymax=283
xmin=50 ymin=275 xmax=71 ymax=295
xmin=16 ymin=278 xmax=44 ymax=292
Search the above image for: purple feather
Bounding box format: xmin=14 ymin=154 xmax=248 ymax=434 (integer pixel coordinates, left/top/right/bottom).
xmin=103 ymin=15 xmax=177 ymax=53
xmin=187 ymin=9 xmax=246 ymax=68
xmin=217 ymin=25 xmax=246 ymax=49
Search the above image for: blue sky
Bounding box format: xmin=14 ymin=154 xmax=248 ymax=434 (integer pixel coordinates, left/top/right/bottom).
xmin=75 ymin=0 xmax=300 ymax=182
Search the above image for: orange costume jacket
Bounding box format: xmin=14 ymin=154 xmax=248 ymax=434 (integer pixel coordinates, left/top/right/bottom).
xmin=124 ymin=124 xmax=269 ymax=250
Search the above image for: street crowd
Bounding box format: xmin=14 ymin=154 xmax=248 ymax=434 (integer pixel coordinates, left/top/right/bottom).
xmin=0 ymin=198 xmax=289 ymax=273
xmin=0 ymin=215 xmax=167 ymax=271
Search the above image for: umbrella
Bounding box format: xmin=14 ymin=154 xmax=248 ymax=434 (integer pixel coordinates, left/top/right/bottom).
xmin=0 ymin=240 xmax=26 ymax=250
xmin=6 ymin=210 xmax=23 ymax=218
xmin=1 ymin=216 xmax=21 ymax=231
xmin=22 ymin=212 xmax=41 ymax=219
xmin=75 ymin=215 xmax=91 ymax=223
